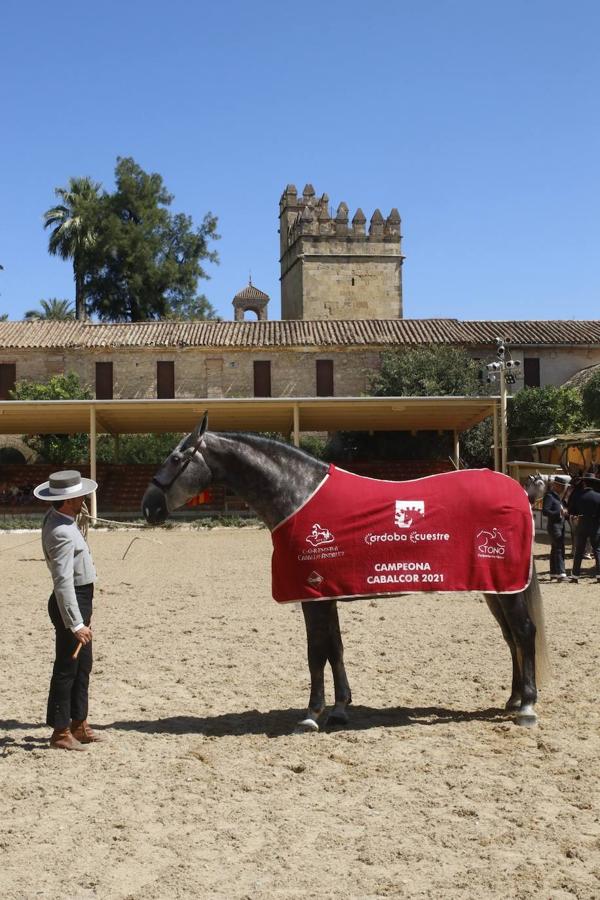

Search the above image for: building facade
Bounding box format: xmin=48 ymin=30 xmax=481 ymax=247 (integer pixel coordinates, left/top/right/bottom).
xmin=1 ymin=319 xmax=600 ymax=406
xmin=1 ymin=183 xmax=599 ymax=419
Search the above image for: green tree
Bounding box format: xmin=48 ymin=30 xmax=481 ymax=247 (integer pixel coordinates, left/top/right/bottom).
xmin=44 ymin=176 xmax=102 ymax=321
xmin=508 ymin=386 xmax=588 ymax=445
xmin=581 ymin=370 xmax=600 ymax=426
xmin=10 ymin=373 xmax=92 ymax=464
xmin=0 ymin=313 xmax=7 ymax=321
xmin=328 ymin=345 xmax=493 ymax=466
xmin=24 ymin=298 xmax=75 ymax=320
xmin=85 ymin=157 xmax=219 ymax=321
xmin=163 ymin=294 xmax=219 ymax=321
xmin=96 ymin=432 xmax=186 ymax=464
xmin=370 ymin=344 xmax=484 ymax=397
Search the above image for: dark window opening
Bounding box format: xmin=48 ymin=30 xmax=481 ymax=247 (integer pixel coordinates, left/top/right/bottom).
xmin=253 ymin=361 xmax=271 ymax=397
xmin=316 ymin=359 xmax=334 ymax=397
xmin=0 ymin=363 xmax=16 ymax=400
xmin=157 ymin=361 xmax=175 ymax=399
xmin=95 ymin=362 xmax=113 ymax=400
xmin=523 ymin=358 xmax=540 ymax=388
xmin=351 ymin=277 xmax=355 ymax=286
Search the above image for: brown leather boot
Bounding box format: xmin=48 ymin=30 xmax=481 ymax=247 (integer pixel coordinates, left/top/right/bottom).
xmin=70 ymin=719 xmax=106 ymax=743
xmin=50 ymin=727 xmax=86 ymax=751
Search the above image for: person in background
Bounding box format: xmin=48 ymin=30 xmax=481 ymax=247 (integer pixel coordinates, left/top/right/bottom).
xmin=571 ymin=474 xmax=600 ymax=582
xmin=34 ymin=469 xmax=105 ymax=750
xmin=542 ymin=474 xmax=571 ymax=582
xmin=567 ymin=474 xmax=591 ymax=561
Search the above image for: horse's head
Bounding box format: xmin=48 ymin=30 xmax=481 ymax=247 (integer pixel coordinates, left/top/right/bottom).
xmin=142 ymin=413 xmax=211 ymax=524
xmin=524 ymin=473 xmax=547 ymax=505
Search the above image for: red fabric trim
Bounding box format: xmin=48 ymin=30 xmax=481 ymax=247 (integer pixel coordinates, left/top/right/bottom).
xmin=271 ymin=467 xmax=533 ymax=602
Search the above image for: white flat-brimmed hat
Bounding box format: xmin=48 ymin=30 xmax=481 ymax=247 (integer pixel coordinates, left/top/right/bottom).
xmin=33 ymin=469 xmax=97 ymax=502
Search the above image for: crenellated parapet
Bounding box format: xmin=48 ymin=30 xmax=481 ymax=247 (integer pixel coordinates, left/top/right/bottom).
xmin=280 ymin=184 xmax=402 ymax=251
xmin=280 ymin=183 xmax=404 ymax=321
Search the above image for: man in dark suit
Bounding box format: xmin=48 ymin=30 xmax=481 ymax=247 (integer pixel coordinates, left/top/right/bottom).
xmin=542 ymin=474 xmax=571 ymax=581
xmin=571 ymin=474 xmax=600 ymax=581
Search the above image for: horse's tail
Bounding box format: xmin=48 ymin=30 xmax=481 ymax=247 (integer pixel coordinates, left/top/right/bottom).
xmin=525 ymin=562 xmax=551 ymax=686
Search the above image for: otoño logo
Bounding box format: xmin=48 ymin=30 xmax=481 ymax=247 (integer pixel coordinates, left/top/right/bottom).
xmin=306 ymin=523 xmax=335 ymax=547
xmin=395 ymin=500 xmax=425 ymax=529
xmin=477 ymin=528 xmax=506 ymax=559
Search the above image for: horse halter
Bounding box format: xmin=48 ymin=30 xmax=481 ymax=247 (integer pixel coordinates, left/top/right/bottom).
xmin=151 ymin=432 xmax=205 ymax=493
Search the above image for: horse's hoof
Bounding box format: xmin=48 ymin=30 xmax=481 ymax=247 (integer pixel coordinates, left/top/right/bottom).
xmin=505 ymin=695 xmax=522 ymax=711
xmin=515 ymin=705 xmax=537 ymax=727
xmin=327 ymin=712 xmax=349 ymax=727
xmin=294 ymin=718 xmax=320 ymax=734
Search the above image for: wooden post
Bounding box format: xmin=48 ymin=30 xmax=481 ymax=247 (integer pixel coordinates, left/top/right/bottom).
xmin=453 ymin=430 xmax=460 ymax=469
xmin=293 ymin=404 xmax=300 ymax=448
xmin=89 ymin=406 xmax=97 ymax=521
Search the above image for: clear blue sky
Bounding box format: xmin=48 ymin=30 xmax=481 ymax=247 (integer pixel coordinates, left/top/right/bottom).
xmin=1 ymin=0 xmax=599 ymax=322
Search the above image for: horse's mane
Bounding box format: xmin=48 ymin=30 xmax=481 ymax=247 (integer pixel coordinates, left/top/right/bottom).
xmin=207 ymin=431 xmax=328 ymax=469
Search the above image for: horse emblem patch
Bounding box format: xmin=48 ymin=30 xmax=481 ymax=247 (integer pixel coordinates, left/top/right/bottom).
xmin=306 ymin=523 xmax=335 ymax=547
xmin=476 ymin=528 xmax=507 ymax=559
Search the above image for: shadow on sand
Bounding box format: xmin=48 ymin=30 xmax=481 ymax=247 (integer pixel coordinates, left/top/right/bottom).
xmin=100 ymin=704 xmax=510 ymax=738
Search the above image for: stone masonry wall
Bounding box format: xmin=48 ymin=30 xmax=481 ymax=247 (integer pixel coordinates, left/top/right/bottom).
xmin=279 ymin=184 xmax=403 ymax=321
xmin=2 ymin=345 xmax=600 ymax=400
xmin=301 ymin=257 xmax=402 ymax=320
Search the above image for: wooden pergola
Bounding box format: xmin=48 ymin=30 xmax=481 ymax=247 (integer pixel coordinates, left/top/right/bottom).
xmin=0 ymin=395 xmax=502 ymax=518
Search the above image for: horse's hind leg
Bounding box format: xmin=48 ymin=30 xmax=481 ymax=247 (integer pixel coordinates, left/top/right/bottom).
xmin=298 ymin=601 xmax=332 ymax=732
xmin=499 ymin=592 xmax=538 ymax=726
xmin=326 ymin=601 xmax=352 ymax=726
xmin=485 ymin=594 xmax=522 ymax=711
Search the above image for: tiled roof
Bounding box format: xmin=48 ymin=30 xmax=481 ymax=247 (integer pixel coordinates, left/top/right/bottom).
xmin=562 ymin=363 xmax=600 ymax=388
xmin=1 ymin=319 xmax=600 ymax=350
xmin=233 ymin=284 xmax=270 ymax=302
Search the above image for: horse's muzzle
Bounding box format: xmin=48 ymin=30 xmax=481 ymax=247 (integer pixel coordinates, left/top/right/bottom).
xmin=142 ymin=483 xmax=169 ymax=525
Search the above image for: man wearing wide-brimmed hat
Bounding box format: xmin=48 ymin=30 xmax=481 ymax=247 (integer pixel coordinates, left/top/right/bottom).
xmin=571 ymin=472 xmax=600 ymax=582
xmin=542 ymin=474 xmax=571 ymax=582
xmin=34 ymin=469 xmax=104 ymax=750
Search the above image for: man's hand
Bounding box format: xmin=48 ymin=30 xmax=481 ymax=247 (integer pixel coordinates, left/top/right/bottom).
xmin=75 ymin=625 xmax=93 ymax=645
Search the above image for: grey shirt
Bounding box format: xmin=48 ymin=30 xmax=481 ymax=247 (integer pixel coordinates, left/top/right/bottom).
xmin=41 ymin=508 xmax=97 ymax=630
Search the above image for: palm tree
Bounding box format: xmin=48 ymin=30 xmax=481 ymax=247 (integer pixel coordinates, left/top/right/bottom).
xmin=24 ymin=298 xmax=75 ymax=321
xmin=43 ymin=177 xmax=101 ymax=320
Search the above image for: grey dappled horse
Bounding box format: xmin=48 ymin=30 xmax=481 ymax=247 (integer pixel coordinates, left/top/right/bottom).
xmin=142 ymin=416 xmax=549 ymax=730
xmin=524 ymin=473 xmax=549 ymax=505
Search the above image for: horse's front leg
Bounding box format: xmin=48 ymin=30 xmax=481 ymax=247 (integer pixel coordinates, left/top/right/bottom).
xmin=297 ymin=601 xmax=332 ymax=732
xmin=327 ymin=601 xmax=352 ymax=726
xmin=499 ymin=592 xmax=538 ymax=726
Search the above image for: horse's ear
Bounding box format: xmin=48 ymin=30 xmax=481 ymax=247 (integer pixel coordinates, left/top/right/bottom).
xmin=191 ymin=411 xmax=208 ymax=444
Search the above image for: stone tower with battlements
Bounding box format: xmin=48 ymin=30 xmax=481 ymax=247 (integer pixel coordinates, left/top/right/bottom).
xmin=279 ymin=183 xmax=403 ymax=320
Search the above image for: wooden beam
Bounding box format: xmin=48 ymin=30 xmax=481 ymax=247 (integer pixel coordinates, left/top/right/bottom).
xmin=89 ymin=407 xmax=97 ymax=522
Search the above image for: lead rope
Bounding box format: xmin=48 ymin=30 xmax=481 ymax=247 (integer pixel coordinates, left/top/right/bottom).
xmin=79 ymin=509 xmax=163 ymax=560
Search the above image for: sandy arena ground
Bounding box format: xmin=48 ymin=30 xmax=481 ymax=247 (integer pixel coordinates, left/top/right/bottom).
xmin=1 ymin=525 xmax=599 ymax=900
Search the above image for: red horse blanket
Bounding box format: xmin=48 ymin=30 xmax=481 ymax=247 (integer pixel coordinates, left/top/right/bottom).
xmin=271 ymin=467 xmax=533 ymax=603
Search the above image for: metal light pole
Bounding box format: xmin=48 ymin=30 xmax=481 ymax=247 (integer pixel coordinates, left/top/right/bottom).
xmin=486 ymin=340 xmax=520 ymax=476
xmin=499 ymin=362 xmax=508 ymax=475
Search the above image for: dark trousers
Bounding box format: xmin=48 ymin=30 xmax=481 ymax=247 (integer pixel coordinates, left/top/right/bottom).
xmin=547 ymin=523 xmax=566 ymax=576
xmin=46 ymin=584 xmax=93 ymax=729
xmin=572 ymin=525 xmax=600 ymax=577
